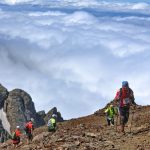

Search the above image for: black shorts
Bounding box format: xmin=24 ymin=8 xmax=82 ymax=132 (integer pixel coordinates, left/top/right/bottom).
xmin=26 ymin=132 xmax=33 ymax=140
xmin=119 ymin=106 xmax=129 ymax=125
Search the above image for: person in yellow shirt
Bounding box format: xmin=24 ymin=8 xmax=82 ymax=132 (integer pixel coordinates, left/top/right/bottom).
xmin=105 ymin=104 xmax=117 ymax=126
xmin=47 ymin=114 xmax=57 ymax=132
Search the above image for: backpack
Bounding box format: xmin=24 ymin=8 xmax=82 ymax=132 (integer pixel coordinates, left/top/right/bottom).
xmin=47 ymin=120 xmax=54 ymax=128
xmin=119 ymin=87 xmax=132 ymax=105
xmin=11 ymin=132 xmax=17 ymax=140
xmin=47 ymin=119 xmax=56 ymax=132
xmin=24 ymin=122 xmax=33 ymax=133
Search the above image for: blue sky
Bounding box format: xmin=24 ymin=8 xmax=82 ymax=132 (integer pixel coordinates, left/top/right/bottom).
xmin=0 ymin=0 xmax=150 ymax=119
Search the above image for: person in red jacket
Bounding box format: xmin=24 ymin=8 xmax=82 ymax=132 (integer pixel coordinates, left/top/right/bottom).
xmin=24 ymin=118 xmax=34 ymax=144
xmin=114 ymin=81 xmax=136 ymax=134
xmin=12 ymin=126 xmax=21 ymax=148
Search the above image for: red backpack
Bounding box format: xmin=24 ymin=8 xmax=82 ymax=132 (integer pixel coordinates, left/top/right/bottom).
xmin=25 ymin=122 xmax=33 ymax=133
xmin=119 ymin=87 xmax=132 ymax=106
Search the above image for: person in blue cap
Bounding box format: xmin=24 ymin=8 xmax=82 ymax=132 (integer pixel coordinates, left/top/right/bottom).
xmin=114 ymin=81 xmax=136 ymax=134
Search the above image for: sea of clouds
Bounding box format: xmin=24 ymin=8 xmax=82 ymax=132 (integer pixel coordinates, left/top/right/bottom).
xmin=0 ymin=0 xmax=150 ymax=119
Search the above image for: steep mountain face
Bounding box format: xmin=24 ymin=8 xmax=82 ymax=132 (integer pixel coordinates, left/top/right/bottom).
xmin=3 ymin=89 xmax=45 ymax=131
xmin=0 ymin=84 xmax=10 ymax=140
xmin=0 ymin=84 xmax=46 ymax=135
xmin=0 ymin=105 xmax=150 ymax=150
xmin=0 ymin=84 xmax=8 ymax=109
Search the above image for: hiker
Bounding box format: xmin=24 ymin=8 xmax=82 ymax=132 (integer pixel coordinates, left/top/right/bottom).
xmin=114 ymin=81 xmax=136 ymax=133
xmin=47 ymin=114 xmax=57 ymax=132
xmin=24 ymin=118 xmax=34 ymax=144
xmin=105 ymin=104 xmax=117 ymax=126
xmin=12 ymin=126 xmax=21 ymax=148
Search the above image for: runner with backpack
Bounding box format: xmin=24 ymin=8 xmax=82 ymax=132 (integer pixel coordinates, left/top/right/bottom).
xmin=114 ymin=81 xmax=136 ymax=134
xmin=47 ymin=114 xmax=57 ymax=132
xmin=24 ymin=118 xmax=34 ymax=144
xmin=11 ymin=126 xmax=21 ymax=148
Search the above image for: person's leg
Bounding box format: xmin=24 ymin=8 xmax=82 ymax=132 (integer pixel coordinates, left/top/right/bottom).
xmin=107 ymin=118 xmax=111 ymax=126
xmin=124 ymin=107 xmax=129 ymax=125
xmin=15 ymin=138 xmax=20 ymax=147
xmin=119 ymin=107 xmax=125 ymax=133
xmin=26 ymin=134 xmax=30 ymax=144
xmin=111 ymin=118 xmax=114 ymax=125
xmin=29 ymin=133 xmax=33 ymax=142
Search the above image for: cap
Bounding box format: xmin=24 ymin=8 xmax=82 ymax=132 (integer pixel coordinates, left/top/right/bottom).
xmin=110 ymin=104 xmax=113 ymax=108
xmin=52 ymin=114 xmax=57 ymax=118
xmin=30 ymin=118 xmax=34 ymax=122
xmin=122 ymin=81 xmax=129 ymax=87
xmin=16 ymin=126 xmax=20 ymax=129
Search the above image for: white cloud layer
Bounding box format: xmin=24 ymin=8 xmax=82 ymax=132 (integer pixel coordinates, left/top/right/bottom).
xmin=0 ymin=0 xmax=150 ymax=119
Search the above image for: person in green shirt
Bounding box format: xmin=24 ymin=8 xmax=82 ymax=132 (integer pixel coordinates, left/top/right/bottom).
xmin=47 ymin=114 xmax=57 ymax=132
xmin=105 ymin=104 xmax=117 ymax=126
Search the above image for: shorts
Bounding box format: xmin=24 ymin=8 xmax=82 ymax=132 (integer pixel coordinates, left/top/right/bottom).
xmin=12 ymin=137 xmax=20 ymax=144
xmin=26 ymin=132 xmax=33 ymax=140
xmin=119 ymin=106 xmax=129 ymax=125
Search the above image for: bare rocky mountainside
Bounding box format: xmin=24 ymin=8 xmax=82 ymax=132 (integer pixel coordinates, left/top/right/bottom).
xmin=0 ymin=108 xmax=149 ymax=150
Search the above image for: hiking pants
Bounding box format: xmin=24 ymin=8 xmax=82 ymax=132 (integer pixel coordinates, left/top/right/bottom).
xmin=107 ymin=117 xmax=114 ymax=126
xmin=119 ymin=106 xmax=129 ymax=125
xmin=26 ymin=132 xmax=33 ymax=140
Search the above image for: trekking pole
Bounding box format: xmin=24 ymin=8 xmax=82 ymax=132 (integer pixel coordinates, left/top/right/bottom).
xmin=115 ymin=106 xmax=119 ymax=132
xmin=129 ymin=111 xmax=135 ymax=133
xmin=115 ymin=115 xmax=118 ymax=132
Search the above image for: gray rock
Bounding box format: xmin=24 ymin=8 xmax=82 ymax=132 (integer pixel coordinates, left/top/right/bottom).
xmin=44 ymin=107 xmax=64 ymax=123
xmin=85 ymin=132 xmax=98 ymax=138
xmin=0 ymin=84 xmax=8 ymax=109
xmin=37 ymin=110 xmax=46 ymax=118
xmin=3 ymin=89 xmax=45 ymax=131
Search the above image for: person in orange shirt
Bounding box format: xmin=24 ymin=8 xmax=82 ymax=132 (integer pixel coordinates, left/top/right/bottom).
xmin=24 ymin=118 xmax=34 ymax=144
xmin=12 ymin=126 xmax=21 ymax=148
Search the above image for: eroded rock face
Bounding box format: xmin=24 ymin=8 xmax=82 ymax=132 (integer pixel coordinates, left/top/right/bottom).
xmin=3 ymin=89 xmax=45 ymax=131
xmin=0 ymin=84 xmax=8 ymax=109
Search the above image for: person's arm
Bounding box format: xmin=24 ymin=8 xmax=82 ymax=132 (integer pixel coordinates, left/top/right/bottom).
xmin=130 ymin=89 xmax=136 ymax=105
xmin=105 ymin=108 xmax=109 ymax=116
xmin=113 ymin=90 xmax=120 ymax=106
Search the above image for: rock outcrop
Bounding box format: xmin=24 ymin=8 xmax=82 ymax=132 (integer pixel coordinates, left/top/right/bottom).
xmin=3 ymin=89 xmax=45 ymax=131
xmin=37 ymin=110 xmax=46 ymax=119
xmin=0 ymin=84 xmax=8 ymax=109
xmin=44 ymin=107 xmax=64 ymax=123
xmin=0 ymin=84 xmax=9 ymax=141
